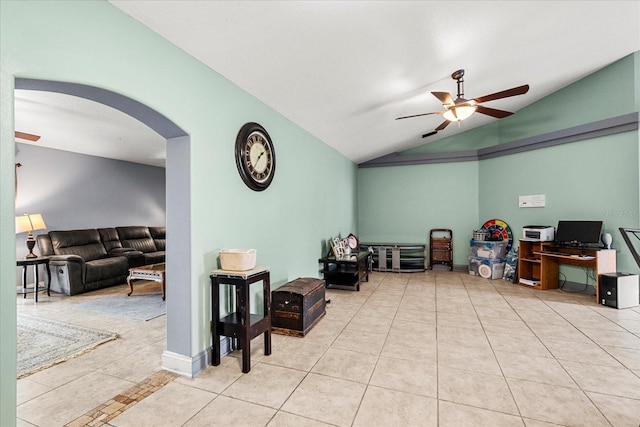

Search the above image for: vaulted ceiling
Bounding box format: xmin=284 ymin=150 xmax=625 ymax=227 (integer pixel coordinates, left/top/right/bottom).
xmin=15 ymin=1 xmax=640 ymax=167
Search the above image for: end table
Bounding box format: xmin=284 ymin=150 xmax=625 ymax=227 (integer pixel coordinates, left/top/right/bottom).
xmin=16 ymin=257 xmax=51 ymax=302
xmin=210 ymin=266 xmax=271 ymax=373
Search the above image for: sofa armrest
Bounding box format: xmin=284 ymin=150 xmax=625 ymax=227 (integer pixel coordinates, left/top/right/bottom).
xmin=109 ymin=248 xmax=145 ymax=267
xmin=50 ymin=254 xmax=85 ymax=265
xmin=49 ymin=256 xmax=85 ymax=294
xmin=108 ymin=247 xmax=137 ymax=255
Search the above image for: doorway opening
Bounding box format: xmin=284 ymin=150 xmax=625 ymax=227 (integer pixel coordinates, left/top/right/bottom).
xmin=14 ymin=78 xmax=192 ymax=371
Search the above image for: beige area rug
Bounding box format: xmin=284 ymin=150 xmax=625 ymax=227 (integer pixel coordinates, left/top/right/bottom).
xmin=17 ymin=314 xmax=117 ymax=378
xmin=73 ymin=294 xmax=166 ymax=321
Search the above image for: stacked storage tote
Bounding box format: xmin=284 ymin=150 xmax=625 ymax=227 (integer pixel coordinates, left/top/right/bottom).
xmin=469 ymin=238 xmax=508 ymax=279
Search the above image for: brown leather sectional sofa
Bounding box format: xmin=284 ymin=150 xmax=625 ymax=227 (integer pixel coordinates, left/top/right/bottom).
xmin=36 ymin=226 xmax=165 ymax=295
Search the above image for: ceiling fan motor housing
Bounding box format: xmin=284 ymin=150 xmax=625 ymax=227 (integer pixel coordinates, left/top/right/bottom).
xmin=452 ymin=69 xmax=465 ymax=99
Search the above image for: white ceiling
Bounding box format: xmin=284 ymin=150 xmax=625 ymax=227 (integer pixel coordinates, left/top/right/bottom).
xmin=15 ymin=90 xmax=166 ymax=167
xmin=15 ymin=1 xmax=640 ymax=166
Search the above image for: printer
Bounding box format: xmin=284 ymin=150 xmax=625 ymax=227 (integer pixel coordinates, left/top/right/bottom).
xmin=522 ymin=225 xmax=555 ymax=242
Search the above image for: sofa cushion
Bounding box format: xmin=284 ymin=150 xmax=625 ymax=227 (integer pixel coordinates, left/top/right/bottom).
xmin=149 ymin=227 xmax=166 ymax=251
xmin=85 ymin=256 xmax=129 ymax=284
xmin=49 ymin=229 xmax=107 ymax=262
xmin=98 ymin=227 xmax=123 ymax=252
xmin=142 ymin=252 xmax=165 ymax=265
xmin=36 ymin=234 xmax=54 ymax=257
xmin=116 ymin=226 xmax=157 ymax=253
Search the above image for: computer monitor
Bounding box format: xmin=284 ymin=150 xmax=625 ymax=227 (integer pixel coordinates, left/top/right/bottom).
xmin=555 ymin=220 xmax=603 ymax=246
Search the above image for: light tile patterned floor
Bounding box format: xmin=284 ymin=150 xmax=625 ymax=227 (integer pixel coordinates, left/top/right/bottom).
xmin=16 ymin=271 xmax=640 ymax=426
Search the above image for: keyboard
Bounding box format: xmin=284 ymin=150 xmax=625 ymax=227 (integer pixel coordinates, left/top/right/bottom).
xmin=538 ymin=251 xmax=567 ymax=256
xmin=538 ymin=251 xmax=595 ymax=260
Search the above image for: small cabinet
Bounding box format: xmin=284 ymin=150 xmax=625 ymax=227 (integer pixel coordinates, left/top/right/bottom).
xmin=518 ymin=240 xmax=542 ymax=288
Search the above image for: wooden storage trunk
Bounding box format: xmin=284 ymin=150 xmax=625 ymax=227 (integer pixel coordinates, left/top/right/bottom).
xmin=272 ymin=277 xmax=326 ymax=337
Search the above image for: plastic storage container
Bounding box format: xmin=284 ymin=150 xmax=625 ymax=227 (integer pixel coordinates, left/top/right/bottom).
xmin=469 ymin=240 xmax=508 ymax=259
xmin=468 ymin=256 xmax=506 ymax=279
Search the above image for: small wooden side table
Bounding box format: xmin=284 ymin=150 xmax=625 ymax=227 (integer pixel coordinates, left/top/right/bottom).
xmin=16 ymin=257 xmax=51 ymax=302
xmin=210 ymin=266 xmax=271 ymax=373
xmin=127 ymin=262 xmax=166 ymax=300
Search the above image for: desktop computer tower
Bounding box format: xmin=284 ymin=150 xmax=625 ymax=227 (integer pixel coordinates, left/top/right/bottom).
xmin=599 ymin=273 xmax=639 ymax=309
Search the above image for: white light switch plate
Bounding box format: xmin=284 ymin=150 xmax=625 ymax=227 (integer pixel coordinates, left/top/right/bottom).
xmin=519 ymin=194 xmax=545 ymax=208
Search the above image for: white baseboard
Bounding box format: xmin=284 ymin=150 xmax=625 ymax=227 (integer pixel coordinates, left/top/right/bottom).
xmin=161 ymin=337 xmax=232 ymax=378
xmin=161 ymin=351 xmax=197 ymax=378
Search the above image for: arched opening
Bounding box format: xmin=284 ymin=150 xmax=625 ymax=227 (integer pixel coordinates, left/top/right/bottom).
xmin=14 ymin=78 xmax=192 ymax=372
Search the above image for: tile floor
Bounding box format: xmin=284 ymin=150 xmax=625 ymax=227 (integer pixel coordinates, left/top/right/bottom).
xmin=16 ymin=271 xmax=640 ymax=426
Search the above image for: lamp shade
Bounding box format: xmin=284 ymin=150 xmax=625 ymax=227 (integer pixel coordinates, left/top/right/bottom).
xmin=15 ymin=214 xmax=46 ymax=234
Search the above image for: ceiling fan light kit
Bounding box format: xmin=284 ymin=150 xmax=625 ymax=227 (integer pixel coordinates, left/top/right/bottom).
xmin=396 ymin=69 xmax=529 ymax=138
xmin=442 ymin=104 xmax=476 ymax=122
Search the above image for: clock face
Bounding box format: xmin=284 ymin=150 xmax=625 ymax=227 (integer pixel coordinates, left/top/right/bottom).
xmin=235 ymin=123 xmax=276 ymax=191
xmin=347 ymin=233 xmax=359 ymax=250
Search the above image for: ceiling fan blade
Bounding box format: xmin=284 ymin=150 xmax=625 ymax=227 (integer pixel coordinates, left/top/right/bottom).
xmin=473 ymin=84 xmax=529 ymax=104
xmin=435 ymin=120 xmax=451 ymax=131
xmin=15 ymin=131 xmax=41 ymax=142
xmin=432 ymin=91 xmax=454 ymax=107
xmin=395 ymin=111 xmax=443 ymax=120
xmin=421 ymin=120 xmax=451 ymax=138
xmin=476 ymin=105 xmax=514 ymax=118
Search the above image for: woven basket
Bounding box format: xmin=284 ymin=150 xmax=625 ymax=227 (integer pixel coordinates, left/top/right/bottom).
xmin=220 ymin=249 xmax=257 ymax=271
xmin=473 ymin=230 xmax=489 ymax=241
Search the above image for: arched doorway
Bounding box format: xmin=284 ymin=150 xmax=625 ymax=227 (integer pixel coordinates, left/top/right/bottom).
xmin=15 ymin=78 xmax=193 ymax=373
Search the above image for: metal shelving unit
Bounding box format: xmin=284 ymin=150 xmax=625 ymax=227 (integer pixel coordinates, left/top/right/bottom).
xmin=360 ymin=243 xmax=426 ymax=272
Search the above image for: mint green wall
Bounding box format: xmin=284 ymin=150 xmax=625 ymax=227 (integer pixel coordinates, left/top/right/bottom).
xmin=358 ymin=53 xmax=639 ymax=276
xmin=357 ymin=161 xmax=479 ymax=263
xmin=479 ymin=131 xmax=639 ymax=282
xmin=478 ymin=53 xmax=640 ymax=276
xmin=0 ymin=2 xmax=356 ymax=424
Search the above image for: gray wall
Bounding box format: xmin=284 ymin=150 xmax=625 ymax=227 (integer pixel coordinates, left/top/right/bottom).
xmin=14 ymin=142 xmax=166 ymax=262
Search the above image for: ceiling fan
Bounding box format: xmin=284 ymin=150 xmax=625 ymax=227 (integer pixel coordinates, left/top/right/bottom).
xmin=396 ymin=69 xmax=529 ymax=138
xmin=15 ymin=131 xmax=41 ymax=142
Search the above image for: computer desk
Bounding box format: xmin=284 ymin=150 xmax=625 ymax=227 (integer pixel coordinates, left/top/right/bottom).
xmin=519 ymin=240 xmax=616 ymax=302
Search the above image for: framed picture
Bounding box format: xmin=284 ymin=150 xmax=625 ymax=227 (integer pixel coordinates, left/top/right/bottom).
xmin=330 ymin=237 xmax=344 ymax=258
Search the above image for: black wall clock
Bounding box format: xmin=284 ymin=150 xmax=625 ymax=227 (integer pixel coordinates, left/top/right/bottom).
xmin=235 ymin=122 xmax=276 ymax=191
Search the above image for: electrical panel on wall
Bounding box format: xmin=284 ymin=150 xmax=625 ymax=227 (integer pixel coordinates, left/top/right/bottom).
xmin=519 ymin=194 xmax=545 ymax=208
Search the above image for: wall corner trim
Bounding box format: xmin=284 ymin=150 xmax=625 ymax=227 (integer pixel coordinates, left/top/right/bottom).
xmin=358 ymin=112 xmax=639 ymax=168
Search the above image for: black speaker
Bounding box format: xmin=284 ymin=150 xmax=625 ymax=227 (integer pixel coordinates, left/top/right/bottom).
xmin=599 ymin=273 xmax=639 ymax=309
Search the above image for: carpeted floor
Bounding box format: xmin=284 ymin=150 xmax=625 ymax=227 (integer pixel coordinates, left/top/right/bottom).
xmin=73 ymin=294 xmax=166 ymax=321
xmin=17 ymin=314 xmax=117 ymax=378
